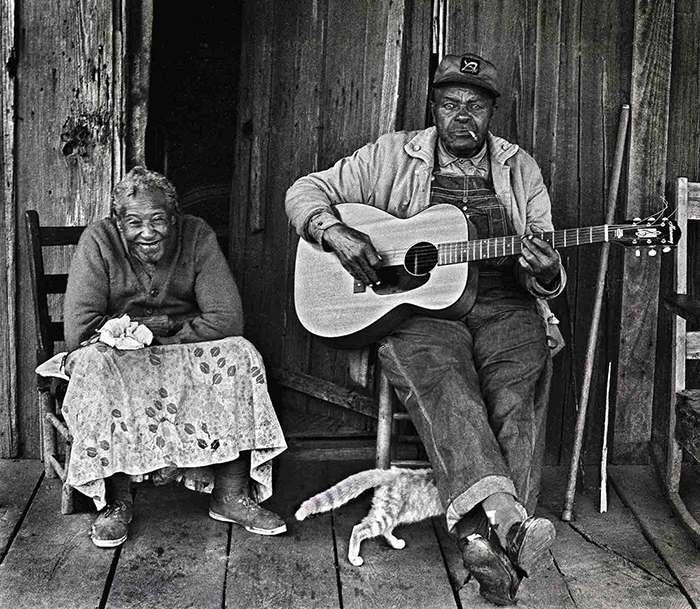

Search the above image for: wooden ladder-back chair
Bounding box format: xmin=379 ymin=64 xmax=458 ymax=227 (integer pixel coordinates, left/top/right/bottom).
xmin=25 ymin=210 xmax=86 ymax=514
xmin=375 ymin=368 xmax=430 ymax=469
xmin=661 ymin=177 xmax=700 ymax=546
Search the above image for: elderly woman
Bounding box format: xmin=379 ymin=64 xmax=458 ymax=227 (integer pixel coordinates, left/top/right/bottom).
xmin=62 ymin=166 xmax=287 ymax=548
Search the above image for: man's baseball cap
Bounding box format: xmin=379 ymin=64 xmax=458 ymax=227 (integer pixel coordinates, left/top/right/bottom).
xmin=432 ymin=53 xmax=500 ymax=98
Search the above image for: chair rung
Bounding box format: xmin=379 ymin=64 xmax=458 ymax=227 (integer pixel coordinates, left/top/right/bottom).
xmin=393 ymin=412 xmax=412 ymax=421
xmin=45 ymin=412 xmax=72 ymax=441
xmin=390 ymin=459 xmax=431 ymax=468
xmin=395 ymin=434 xmax=422 ymax=444
xmin=48 ymin=455 xmax=67 ymax=482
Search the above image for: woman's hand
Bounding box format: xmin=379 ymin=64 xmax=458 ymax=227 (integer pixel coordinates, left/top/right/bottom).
xmin=321 ymin=224 xmax=382 ymax=286
xmin=130 ymin=315 xmax=172 ymax=337
xmin=519 ymin=235 xmax=560 ymax=287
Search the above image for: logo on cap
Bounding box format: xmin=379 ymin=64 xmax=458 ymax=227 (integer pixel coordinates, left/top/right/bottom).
xmin=460 ymin=57 xmax=480 ymax=75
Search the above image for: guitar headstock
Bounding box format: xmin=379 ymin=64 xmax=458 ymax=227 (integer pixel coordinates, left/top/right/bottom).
xmin=614 ymin=216 xmax=681 ymax=256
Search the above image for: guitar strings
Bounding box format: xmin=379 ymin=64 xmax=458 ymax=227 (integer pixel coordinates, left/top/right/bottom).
xmin=374 ymin=224 xmax=640 ymax=261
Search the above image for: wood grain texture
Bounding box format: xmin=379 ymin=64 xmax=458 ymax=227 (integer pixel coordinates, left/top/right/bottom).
xmin=334 ymin=496 xmax=457 ymax=609
xmin=125 ymin=0 xmax=153 ymax=169
xmin=106 ymin=484 xmax=228 ymax=609
xmin=225 ymin=459 xmax=340 ymax=609
xmin=0 ymin=459 xmax=42 ymax=560
xmin=614 ymin=0 xmax=675 ymax=463
xmin=540 ymin=467 xmax=689 ymax=609
xmin=0 ymin=0 xmax=17 ymax=458
xmin=15 ymin=0 xmax=124 ymax=457
xmin=610 ymin=464 xmax=700 ymax=605
xmin=0 ymin=477 xmax=115 ymax=609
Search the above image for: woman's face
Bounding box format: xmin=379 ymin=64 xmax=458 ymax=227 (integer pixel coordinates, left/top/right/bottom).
xmin=117 ymin=190 xmax=176 ymax=265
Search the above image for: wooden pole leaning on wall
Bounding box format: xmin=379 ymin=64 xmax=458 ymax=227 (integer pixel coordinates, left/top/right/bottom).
xmin=561 ymin=104 xmax=630 ymax=522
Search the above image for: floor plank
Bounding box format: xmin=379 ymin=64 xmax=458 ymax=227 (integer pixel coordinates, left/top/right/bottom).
xmin=0 ymin=477 xmax=115 ymax=609
xmin=541 ymin=467 xmax=676 ymax=585
xmin=542 ymin=467 xmax=689 ymax=609
xmin=106 ymin=483 xmax=228 ymax=609
xmin=0 ymin=459 xmax=42 ymax=561
xmin=224 ymin=458 xmax=344 ymax=609
xmin=611 ymin=465 xmax=700 ymax=606
xmin=334 ymin=494 xmax=457 ymax=609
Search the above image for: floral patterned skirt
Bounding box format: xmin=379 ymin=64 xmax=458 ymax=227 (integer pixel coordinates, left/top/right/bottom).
xmin=62 ymin=336 xmax=287 ymax=509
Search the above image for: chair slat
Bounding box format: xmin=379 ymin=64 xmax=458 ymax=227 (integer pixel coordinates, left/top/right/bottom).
xmin=687 ymin=331 xmax=700 ymax=360
xmin=44 ymin=274 xmax=69 ymax=294
xmin=40 ymin=226 xmax=86 ymax=246
xmin=49 ymin=322 xmax=65 ymax=343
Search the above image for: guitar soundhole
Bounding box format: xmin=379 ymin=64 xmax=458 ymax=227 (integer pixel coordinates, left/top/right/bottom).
xmin=404 ymin=242 xmax=438 ymax=276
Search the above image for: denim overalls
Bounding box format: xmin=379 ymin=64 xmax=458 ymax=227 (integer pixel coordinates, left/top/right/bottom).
xmin=377 ymin=149 xmax=551 ymax=535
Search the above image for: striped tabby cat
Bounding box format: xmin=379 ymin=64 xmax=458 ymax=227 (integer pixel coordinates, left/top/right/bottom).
xmin=295 ymin=467 xmax=442 ymax=566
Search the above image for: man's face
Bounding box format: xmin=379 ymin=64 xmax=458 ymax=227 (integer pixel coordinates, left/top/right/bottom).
xmin=117 ymin=190 xmax=176 ymax=265
xmin=431 ymin=84 xmax=496 ymax=158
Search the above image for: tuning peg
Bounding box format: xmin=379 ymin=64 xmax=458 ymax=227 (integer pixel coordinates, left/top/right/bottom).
xmin=662 ymin=246 xmax=672 ymax=253
xmin=633 ymin=217 xmax=642 ymax=223
xmin=635 ymin=249 xmax=641 ymax=257
xmin=648 ymin=249 xmax=657 ymax=257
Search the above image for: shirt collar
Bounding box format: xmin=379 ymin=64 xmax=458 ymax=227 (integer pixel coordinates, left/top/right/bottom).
xmin=437 ymin=139 xmax=489 ymax=168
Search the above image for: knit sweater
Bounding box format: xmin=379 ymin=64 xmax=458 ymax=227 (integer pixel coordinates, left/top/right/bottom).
xmin=64 ymin=214 xmax=243 ymax=352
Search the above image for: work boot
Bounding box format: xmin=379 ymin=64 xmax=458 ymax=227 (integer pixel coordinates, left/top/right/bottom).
xmin=460 ymin=533 xmax=522 ymax=606
xmin=208 ymin=458 xmax=287 ymax=536
xmin=504 ymin=516 xmax=556 ymax=577
xmin=91 ymin=473 xmax=133 ymax=548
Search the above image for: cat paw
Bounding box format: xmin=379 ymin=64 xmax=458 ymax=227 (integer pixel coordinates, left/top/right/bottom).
xmin=348 ymin=554 xmax=364 ymax=567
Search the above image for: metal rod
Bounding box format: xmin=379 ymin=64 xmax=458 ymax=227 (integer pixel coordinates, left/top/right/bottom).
xmin=561 ymin=104 xmax=630 ymax=521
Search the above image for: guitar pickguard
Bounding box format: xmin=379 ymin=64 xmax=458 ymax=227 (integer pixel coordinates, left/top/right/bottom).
xmin=371 ymin=265 xmax=430 ymax=295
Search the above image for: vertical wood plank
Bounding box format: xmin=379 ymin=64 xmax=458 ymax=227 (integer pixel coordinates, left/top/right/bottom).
xmin=613 ymin=0 xmax=675 ymax=463
xmin=574 ymin=0 xmax=635 ymax=468
xmin=15 ymin=0 xmax=124 ymax=457
xmin=400 ymin=0 xmax=432 ymax=132
xmin=125 ymin=0 xmax=153 ymax=169
xmin=0 ymin=0 xmax=18 ymax=458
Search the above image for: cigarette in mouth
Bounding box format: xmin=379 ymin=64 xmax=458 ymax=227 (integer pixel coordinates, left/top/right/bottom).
xmin=467 ymin=130 xmax=477 ymax=140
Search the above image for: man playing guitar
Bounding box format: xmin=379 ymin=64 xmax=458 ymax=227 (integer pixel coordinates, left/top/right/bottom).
xmin=286 ymin=53 xmax=563 ymax=606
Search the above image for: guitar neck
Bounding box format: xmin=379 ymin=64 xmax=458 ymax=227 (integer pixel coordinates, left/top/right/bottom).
xmin=439 ymin=225 xmax=613 ymax=265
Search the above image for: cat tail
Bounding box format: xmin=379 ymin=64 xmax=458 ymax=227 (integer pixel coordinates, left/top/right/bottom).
xmin=295 ymin=468 xmax=403 ymax=520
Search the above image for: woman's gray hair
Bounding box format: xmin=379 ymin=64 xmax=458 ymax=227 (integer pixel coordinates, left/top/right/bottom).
xmin=110 ymin=166 xmax=180 ymax=218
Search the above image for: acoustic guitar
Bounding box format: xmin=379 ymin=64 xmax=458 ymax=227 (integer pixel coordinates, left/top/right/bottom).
xmin=294 ymin=203 xmax=680 ymax=349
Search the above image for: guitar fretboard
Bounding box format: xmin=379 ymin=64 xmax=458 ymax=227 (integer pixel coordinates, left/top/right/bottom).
xmin=439 ymin=225 xmax=612 ymax=265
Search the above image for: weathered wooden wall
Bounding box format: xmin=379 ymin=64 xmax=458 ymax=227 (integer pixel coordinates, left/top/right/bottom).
xmin=229 ymin=0 xmax=694 ymax=465
xmin=652 ymin=0 xmax=700 ymax=466
xmin=11 ymin=0 xmax=125 ymax=457
xmin=4 ymin=0 xmax=697 ymax=462
xmin=1 ymin=0 xmax=17 ymax=457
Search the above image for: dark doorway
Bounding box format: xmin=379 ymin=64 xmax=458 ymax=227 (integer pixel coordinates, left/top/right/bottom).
xmin=147 ymin=2 xmax=242 ymax=240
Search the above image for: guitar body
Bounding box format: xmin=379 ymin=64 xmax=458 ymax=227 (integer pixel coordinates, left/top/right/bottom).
xmin=294 ymin=204 xmax=475 ymax=349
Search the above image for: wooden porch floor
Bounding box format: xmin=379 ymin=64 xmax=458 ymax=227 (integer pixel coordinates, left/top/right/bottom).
xmin=1 ymin=455 xmax=699 ymax=609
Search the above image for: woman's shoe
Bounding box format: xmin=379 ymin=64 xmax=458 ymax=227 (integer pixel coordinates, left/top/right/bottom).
xmin=209 ymin=490 xmax=287 ymax=535
xmin=91 ymin=499 xmax=133 ymax=548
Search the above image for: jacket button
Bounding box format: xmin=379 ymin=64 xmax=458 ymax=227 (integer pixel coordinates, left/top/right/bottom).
xmin=413 ymin=144 xmax=421 ymax=151
xmin=145 ymin=308 xmax=154 ymax=315
xmin=150 ymin=289 xmax=159 ymax=297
